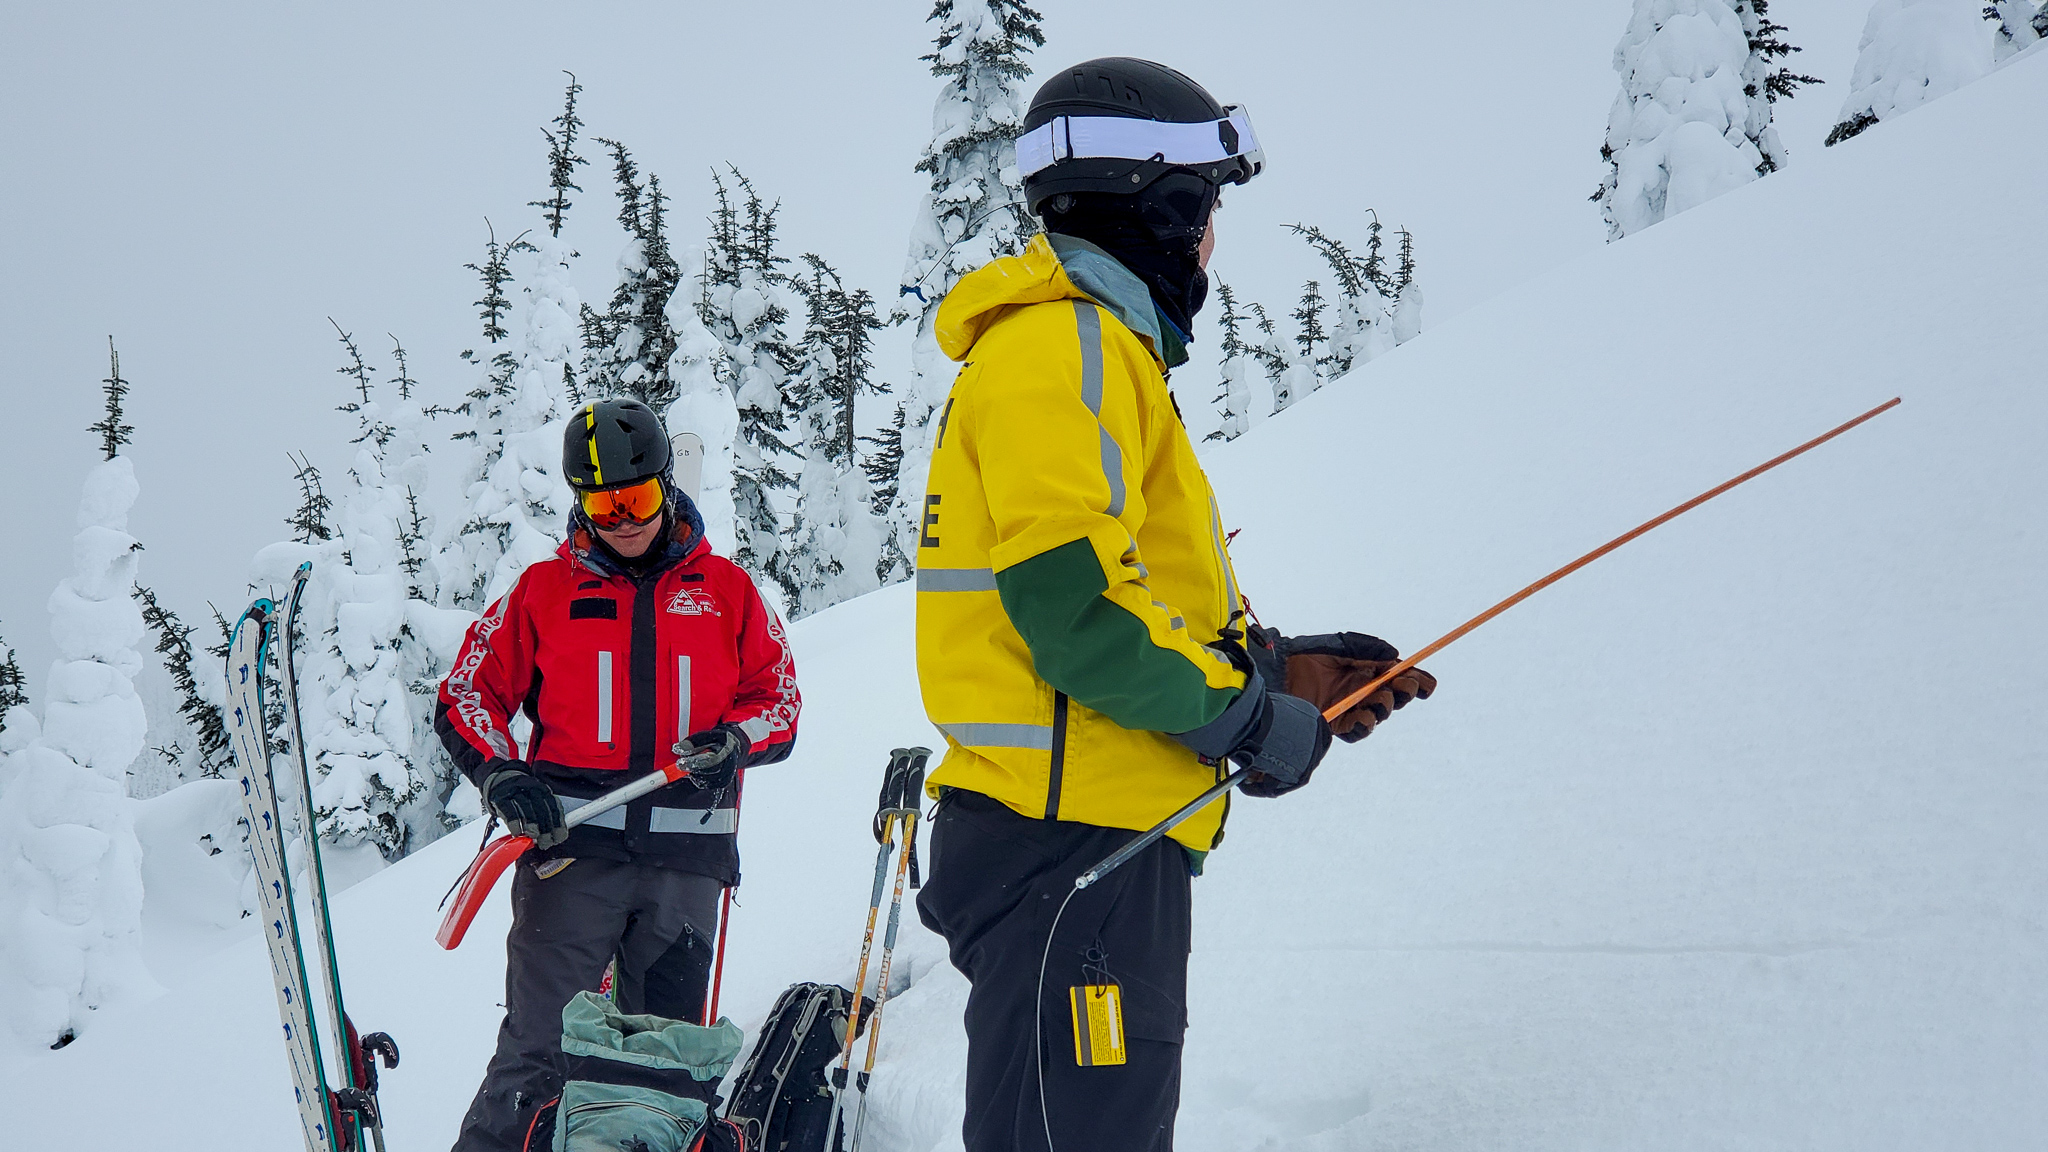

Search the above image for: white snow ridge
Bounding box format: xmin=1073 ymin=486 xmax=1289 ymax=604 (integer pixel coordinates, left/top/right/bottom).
xmin=5 ymin=45 xmax=2047 ymax=1152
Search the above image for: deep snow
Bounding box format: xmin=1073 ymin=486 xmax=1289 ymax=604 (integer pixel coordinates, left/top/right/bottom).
xmin=8 ymin=48 xmax=2047 ymax=1152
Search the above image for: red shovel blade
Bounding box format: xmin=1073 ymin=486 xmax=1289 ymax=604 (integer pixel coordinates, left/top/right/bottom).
xmin=436 ymin=833 xmax=534 ymax=950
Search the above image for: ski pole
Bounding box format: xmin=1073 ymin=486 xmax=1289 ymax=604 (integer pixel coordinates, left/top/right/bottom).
xmin=1074 ymin=396 xmax=1902 ymax=891
xmin=703 ymin=766 xmax=745 ymax=1026
xmin=436 ymin=745 xmax=725 ymax=948
xmin=827 ymin=749 xmax=924 ymax=1152
xmin=848 ymin=753 xmax=926 ymax=1152
xmin=833 ymin=751 xmax=915 ymax=1082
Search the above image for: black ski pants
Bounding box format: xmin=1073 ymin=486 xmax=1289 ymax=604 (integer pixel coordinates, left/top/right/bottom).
xmin=917 ymin=789 xmax=1193 ymax=1152
xmin=451 ymin=855 xmax=723 ymax=1152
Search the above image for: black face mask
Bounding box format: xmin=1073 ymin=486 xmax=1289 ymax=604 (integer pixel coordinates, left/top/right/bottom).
xmin=1044 ymin=175 xmax=1216 ymax=335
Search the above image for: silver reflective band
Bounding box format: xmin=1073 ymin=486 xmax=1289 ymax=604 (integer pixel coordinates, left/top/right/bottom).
xmin=558 ymin=796 xmax=627 ymax=831
xmin=1015 ymin=106 xmax=1264 ymax=180
xmin=1073 ymin=302 xmax=1126 ymax=518
xmin=650 ymin=807 xmax=739 ymax=835
xmin=943 ymin=722 xmax=1056 ymax=751
xmin=917 ymin=567 xmax=999 ymax=592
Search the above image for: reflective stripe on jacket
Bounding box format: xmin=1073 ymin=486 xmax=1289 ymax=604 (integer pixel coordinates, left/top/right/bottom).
xmin=916 ymin=233 xmax=1249 ymax=851
xmin=436 ymin=527 xmax=799 ymax=883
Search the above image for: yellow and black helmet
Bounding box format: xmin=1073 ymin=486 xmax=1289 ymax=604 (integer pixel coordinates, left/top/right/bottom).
xmin=562 ymin=399 xmax=671 ymax=492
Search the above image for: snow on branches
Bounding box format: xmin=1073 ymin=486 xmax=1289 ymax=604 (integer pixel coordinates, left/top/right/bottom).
xmin=0 ymin=454 xmax=157 ymax=1050
xmin=1595 ymin=0 xmax=1819 ymax=240
xmin=887 ymin=0 xmax=1044 ymax=583
xmin=1827 ymin=1 xmax=2000 ymax=146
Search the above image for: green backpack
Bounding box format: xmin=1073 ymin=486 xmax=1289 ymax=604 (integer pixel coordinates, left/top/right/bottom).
xmin=548 ymin=991 xmax=744 ymax=1152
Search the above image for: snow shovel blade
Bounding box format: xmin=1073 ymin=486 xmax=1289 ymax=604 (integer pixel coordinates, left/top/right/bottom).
xmin=435 ymin=832 xmax=536 ymax=950
xmin=435 ymin=747 xmax=722 ymax=949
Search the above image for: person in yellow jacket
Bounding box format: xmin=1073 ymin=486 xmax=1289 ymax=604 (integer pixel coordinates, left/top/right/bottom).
xmin=913 ymin=59 xmax=1436 ymax=1152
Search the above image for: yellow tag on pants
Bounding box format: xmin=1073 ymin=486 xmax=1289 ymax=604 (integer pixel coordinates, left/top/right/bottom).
xmin=1070 ymin=983 xmax=1127 ymax=1067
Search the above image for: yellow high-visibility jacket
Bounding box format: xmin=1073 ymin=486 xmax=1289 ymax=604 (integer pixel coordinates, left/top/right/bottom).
xmin=916 ymin=232 xmax=1253 ymax=851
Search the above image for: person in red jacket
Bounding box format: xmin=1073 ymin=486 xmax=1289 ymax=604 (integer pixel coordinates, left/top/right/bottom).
xmin=439 ymin=398 xmax=799 ymax=1152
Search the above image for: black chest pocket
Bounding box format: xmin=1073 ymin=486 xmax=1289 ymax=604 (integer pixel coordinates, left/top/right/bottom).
xmin=569 ymin=598 xmax=618 ymax=621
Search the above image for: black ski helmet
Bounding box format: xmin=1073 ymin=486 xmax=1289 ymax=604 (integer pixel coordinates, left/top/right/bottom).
xmin=563 ymin=398 xmax=671 ymax=492
xmin=1017 ymin=58 xmax=1265 ymax=217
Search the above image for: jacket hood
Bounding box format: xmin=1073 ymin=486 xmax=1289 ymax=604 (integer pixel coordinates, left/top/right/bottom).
xmin=935 ymin=233 xmax=1181 ymax=369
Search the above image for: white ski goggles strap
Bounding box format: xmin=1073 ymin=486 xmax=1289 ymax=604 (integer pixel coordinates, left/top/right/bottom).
xmin=1015 ymin=106 xmax=1265 ymax=181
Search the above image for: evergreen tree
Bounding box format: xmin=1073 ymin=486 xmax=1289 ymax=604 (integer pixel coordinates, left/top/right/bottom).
xmin=1736 ymin=1 xmax=1823 ymax=177
xmin=287 ymin=453 xmax=333 ymax=544
xmin=0 ymin=620 xmax=27 ymax=735
xmin=1829 ymin=1 xmax=1998 ymax=146
xmin=1249 ymin=302 xmax=1300 ymax=416
xmin=1986 ymin=3 xmax=2044 ymax=60
xmin=1391 ymin=228 xmax=1423 ymax=344
xmin=442 ymin=80 xmax=584 ymax=609
xmin=698 ymin=166 xmax=801 ymax=594
xmin=888 ymin=0 xmax=1045 ymax=582
xmin=438 ymin=222 xmax=531 ymax=609
xmin=784 ymin=255 xmax=887 ymax=612
xmin=860 ymin=402 xmax=907 ymax=517
xmin=1206 ymin=280 xmax=1254 ymax=444
xmin=90 ymin=336 xmax=135 ymax=461
xmin=1292 ymin=280 xmax=1328 ymax=378
xmin=1597 ymin=1 xmax=1818 ymax=239
xmin=134 ymin=585 xmax=230 ymax=780
xmin=662 ymin=243 xmax=741 ymax=556
xmin=3 ymin=449 xmax=156 ymax=1048
xmin=531 ymin=72 xmax=587 ymax=239
xmin=582 ymin=140 xmax=683 ymax=408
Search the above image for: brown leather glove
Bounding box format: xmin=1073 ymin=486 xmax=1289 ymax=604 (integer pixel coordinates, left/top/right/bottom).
xmin=1249 ymin=628 xmax=1437 ymax=743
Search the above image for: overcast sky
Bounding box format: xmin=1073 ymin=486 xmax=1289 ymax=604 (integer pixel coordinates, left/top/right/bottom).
xmin=0 ymin=1 xmax=1877 ymax=699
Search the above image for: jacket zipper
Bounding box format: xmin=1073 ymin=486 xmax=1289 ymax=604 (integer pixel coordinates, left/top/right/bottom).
xmin=1044 ymin=691 xmax=1068 ymax=821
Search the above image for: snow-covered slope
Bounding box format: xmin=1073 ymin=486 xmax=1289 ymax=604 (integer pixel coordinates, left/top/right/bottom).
xmin=11 ymin=52 xmax=2047 ymax=1152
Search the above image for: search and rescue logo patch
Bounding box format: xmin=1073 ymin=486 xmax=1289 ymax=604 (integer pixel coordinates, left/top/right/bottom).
xmin=666 ymin=586 xmax=721 ymax=617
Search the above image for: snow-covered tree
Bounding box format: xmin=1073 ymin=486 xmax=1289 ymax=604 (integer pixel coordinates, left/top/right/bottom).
xmin=135 ymin=586 xmax=230 ymax=781
xmin=287 ymin=454 xmax=333 ymax=545
xmin=1247 ymin=302 xmax=1302 ymax=417
xmin=1391 ymin=228 xmax=1423 ymax=344
xmin=1596 ymin=0 xmax=1819 ymax=240
xmin=1284 ymin=219 xmax=1426 ymax=390
xmin=785 ymin=256 xmax=887 ymax=615
xmin=663 ymin=244 xmax=740 ymax=554
xmin=582 ymin=139 xmax=683 ymax=409
xmin=0 ymin=445 xmax=157 ymax=1048
xmin=1828 ymin=1 xmax=1997 ymax=145
xmin=1291 ymin=280 xmax=1329 ymax=385
xmin=1987 ymin=2 xmax=2045 ymax=58
xmin=1206 ymin=280 xmax=1255 ymax=444
xmin=887 ymin=0 xmax=1044 ymax=581
xmin=0 ymin=624 xmax=25 ymax=735
xmin=699 ymin=167 xmax=801 ymax=593
xmin=439 ymin=87 xmax=583 ymax=610
xmin=437 ymin=222 xmax=525 ymax=610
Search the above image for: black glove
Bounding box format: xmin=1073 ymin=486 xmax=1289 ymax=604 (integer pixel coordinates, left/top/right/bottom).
xmin=1233 ymin=691 xmax=1333 ymax=798
xmin=1249 ymin=625 xmax=1436 ymax=743
xmin=482 ymin=763 xmax=567 ymax=849
xmin=678 ymin=724 xmax=750 ymax=793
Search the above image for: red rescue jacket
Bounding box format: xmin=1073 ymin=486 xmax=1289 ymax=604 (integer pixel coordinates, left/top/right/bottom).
xmin=436 ymin=522 xmax=799 ymax=883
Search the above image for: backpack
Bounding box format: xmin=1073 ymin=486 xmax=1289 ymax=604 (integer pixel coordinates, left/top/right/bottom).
xmin=721 ymin=983 xmax=870 ymax=1152
xmin=524 ymin=991 xmax=748 ymax=1152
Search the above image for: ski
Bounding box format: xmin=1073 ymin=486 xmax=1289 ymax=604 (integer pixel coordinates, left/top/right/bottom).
xmin=226 ymin=564 xmax=397 ymax=1152
xmin=279 ymin=563 xmax=398 ymax=1152
xmin=226 ymin=593 xmax=340 ymax=1152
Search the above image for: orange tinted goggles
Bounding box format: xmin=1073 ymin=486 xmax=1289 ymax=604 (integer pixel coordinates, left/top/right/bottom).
xmin=579 ymin=477 xmax=665 ymax=530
